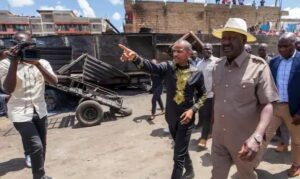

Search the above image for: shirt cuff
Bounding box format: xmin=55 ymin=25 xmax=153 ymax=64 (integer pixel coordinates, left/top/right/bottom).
xmin=132 ymin=55 xmax=144 ymax=69
xmin=192 ymin=93 xmax=207 ymax=113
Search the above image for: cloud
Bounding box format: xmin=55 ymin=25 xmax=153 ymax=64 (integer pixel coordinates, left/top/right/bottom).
xmin=194 ymin=0 xmax=205 ymax=3
xmin=77 ymin=0 xmax=96 ymax=17
xmin=39 ymin=5 xmax=69 ymax=11
xmin=283 ymin=7 xmax=300 ymax=19
xmin=112 ymin=12 xmax=122 ymax=20
xmin=7 ymin=0 xmax=34 ymax=7
xmin=109 ymin=0 xmax=123 ymax=5
xmin=39 ymin=5 xmax=83 ymax=17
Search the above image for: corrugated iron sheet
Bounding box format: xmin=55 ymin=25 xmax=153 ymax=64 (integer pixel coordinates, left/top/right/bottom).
xmin=83 ymin=54 xmax=129 ymax=82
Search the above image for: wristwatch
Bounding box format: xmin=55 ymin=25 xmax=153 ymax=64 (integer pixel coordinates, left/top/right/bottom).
xmin=253 ymin=133 xmax=263 ymax=144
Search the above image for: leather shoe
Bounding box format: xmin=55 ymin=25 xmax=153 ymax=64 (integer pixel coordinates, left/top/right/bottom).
xmin=288 ymin=165 xmax=300 ymax=177
xmin=275 ymin=144 xmax=288 ymax=152
xmin=182 ymin=170 xmax=195 ymax=179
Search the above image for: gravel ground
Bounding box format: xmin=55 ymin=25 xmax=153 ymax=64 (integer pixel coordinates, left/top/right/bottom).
xmin=0 ymin=91 xmax=298 ymax=179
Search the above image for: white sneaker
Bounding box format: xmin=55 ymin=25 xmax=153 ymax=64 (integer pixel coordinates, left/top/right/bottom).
xmin=163 ymin=128 xmax=170 ymax=134
xmin=25 ymin=155 xmax=31 ymax=168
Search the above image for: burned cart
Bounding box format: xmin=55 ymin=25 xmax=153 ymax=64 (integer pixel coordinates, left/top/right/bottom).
xmin=45 ymin=52 xmax=132 ymax=127
xmin=47 ymin=77 xmax=132 ymax=127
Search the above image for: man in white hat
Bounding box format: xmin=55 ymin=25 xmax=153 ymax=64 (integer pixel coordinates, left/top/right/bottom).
xmin=211 ymin=18 xmax=279 ymax=179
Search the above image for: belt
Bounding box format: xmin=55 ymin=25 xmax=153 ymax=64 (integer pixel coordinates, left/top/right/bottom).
xmin=277 ymin=102 xmax=288 ymax=104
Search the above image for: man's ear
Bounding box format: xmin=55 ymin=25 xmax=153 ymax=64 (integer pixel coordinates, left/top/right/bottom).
xmin=242 ymin=35 xmax=247 ymax=44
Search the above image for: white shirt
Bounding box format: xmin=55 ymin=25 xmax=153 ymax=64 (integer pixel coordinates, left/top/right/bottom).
xmin=197 ymin=55 xmax=220 ymax=98
xmin=0 ymin=59 xmax=56 ymax=122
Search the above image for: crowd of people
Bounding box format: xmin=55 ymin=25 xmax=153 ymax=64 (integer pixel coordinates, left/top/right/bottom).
xmin=1 ymin=17 xmax=300 ymax=179
xmin=119 ymin=17 xmax=300 ymax=179
xmin=216 ymin=0 xmax=266 ymax=7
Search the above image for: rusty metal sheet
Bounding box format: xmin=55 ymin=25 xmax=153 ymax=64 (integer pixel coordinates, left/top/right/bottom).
xmin=83 ymin=54 xmax=129 ymax=82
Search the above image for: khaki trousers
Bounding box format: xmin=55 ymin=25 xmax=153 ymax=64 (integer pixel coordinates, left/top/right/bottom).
xmin=211 ymin=140 xmax=258 ymax=179
xmin=259 ymin=103 xmax=300 ymax=166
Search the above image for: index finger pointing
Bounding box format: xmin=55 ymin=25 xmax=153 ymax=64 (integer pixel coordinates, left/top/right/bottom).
xmin=118 ymin=44 xmax=130 ymax=52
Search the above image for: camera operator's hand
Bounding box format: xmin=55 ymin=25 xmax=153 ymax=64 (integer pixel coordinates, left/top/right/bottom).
xmin=6 ymin=45 xmax=20 ymax=60
xmin=25 ymin=60 xmax=58 ymax=85
xmin=24 ymin=60 xmax=40 ymax=66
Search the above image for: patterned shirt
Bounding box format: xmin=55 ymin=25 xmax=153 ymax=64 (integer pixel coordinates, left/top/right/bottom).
xmin=276 ymin=50 xmax=296 ymax=102
xmin=0 ymin=59 xmax=56 ymax=122
xmin=133 ymin=56 xmax=206 ymax=123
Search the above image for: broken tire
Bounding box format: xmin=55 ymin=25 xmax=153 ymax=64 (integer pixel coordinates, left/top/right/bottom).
xmin=76 ymin=100 xmax=104 ymax=127
xmin=110 ymin=107 xmax=132 ymax=117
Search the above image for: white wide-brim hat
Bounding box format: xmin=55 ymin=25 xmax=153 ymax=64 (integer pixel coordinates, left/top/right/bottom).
xmin=212 ymin=18 xmax=257 ymax=42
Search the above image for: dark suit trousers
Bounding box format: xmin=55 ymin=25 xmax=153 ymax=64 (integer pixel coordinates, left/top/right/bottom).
xmin=168 ymin=119 xmax=194 ymax=179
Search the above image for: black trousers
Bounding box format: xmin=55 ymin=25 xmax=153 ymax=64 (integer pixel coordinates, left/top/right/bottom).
xmin=151 ymin=86 xmax=164 ymax=115
xmin=168 ymin=119 xmax=194 ymax=179
xmin=199 ymin=98 xmax=213 ymax=140
xmin=14 ymin=115 xmax=48 ymax=179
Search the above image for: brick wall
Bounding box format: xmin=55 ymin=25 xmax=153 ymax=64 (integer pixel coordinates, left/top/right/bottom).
xmin=124 ymin=0 xmax=282 ymax=34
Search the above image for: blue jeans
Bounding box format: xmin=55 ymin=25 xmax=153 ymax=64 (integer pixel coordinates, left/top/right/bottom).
xmin=14 ymin=115 xmax=48 ymax=179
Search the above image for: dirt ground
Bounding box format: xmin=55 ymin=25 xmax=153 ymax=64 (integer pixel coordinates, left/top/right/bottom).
xmin=0 ymin=91 xmax=299 ymax=179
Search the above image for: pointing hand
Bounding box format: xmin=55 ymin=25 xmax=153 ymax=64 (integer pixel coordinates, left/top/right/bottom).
xmin=118 ymin=44 xmax=137 ymax=62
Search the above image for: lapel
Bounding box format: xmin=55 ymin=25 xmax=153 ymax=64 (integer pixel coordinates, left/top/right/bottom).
xmin=289 ymin=51 xmax=300 ymax=83
xmin=271 ymin=57 xmax=281 ymax=84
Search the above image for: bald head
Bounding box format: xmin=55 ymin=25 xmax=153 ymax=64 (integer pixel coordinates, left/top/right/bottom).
xmin=279 ymin=32 xmax=297 ymax=44
xmin=202 ymin=43 xmax=213 ymax=59
xmin=12 ymin=31 xmax=32 ymax=44
xmin=278 ymin=32 xmax=296 ymax=59
xmin=244 ymin=44 xmax=252 ymax=54
xmin=258 ymin=43 xmax=268 ymax=59
xmin=172 ymin=40 xmax=192 ymax=66
xmin=173 ymin=40 xmax=192 ymax=52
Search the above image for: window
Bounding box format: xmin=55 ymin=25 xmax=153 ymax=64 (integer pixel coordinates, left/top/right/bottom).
xmin=92 ymin=24 xmax=99 ymax=29
xmin=46 ymin=24 xmax=53 ymax=29
xmin=125 ymin=11 xmax=133 ymax=24
xmin=31 ymin=24 xmax=40 ymax=30
xmin=14 ymin=25 xmax=26 ymax=31
xmin=0 ymin=25 xmax=6 ymax=31
xmin=44 ymin=15 xmax=52 ymax=19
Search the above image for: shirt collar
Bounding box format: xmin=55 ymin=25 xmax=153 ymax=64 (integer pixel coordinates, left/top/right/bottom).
xmin=280 ymin=50 xmax=296 ymax=61
xmin=172 ymin=59 xmax=198 ymax=72
xmin=225 ymin=50 xmax=249 ymax=68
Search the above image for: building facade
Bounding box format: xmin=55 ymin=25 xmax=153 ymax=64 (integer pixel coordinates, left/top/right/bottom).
xmin=124 ymin=0 xmax=289 ymax=34
xmin=0 ymin=10 xmax=110 ymax=38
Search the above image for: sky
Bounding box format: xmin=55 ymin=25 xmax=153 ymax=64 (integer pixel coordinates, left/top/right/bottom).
xmin=0 ymin=0 xmax=299 ymax=32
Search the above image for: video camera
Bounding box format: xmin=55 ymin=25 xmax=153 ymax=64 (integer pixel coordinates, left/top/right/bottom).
xmin=10 ymin=40 xmax=40 ymax=61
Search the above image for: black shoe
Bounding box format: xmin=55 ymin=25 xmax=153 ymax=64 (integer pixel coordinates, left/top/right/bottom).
xmin=182 ymin=170 xmax=195 ymax=179
xmin=182 ymin=157 xmax=195 ymax=179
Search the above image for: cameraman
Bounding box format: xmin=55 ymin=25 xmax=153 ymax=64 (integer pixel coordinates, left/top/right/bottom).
xmin=0 ymin=32 xmax=57 ymax=179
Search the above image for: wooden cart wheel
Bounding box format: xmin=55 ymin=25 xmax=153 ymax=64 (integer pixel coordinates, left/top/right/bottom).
xmin=110 ymin=107 xmax=132 ymax=117
xmin=76 ymin=100 xmax=104 ymax=127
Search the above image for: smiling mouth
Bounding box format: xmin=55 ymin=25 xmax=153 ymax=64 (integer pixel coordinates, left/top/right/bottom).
xmin=223 ymin=46 xmax=232 ymax=52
